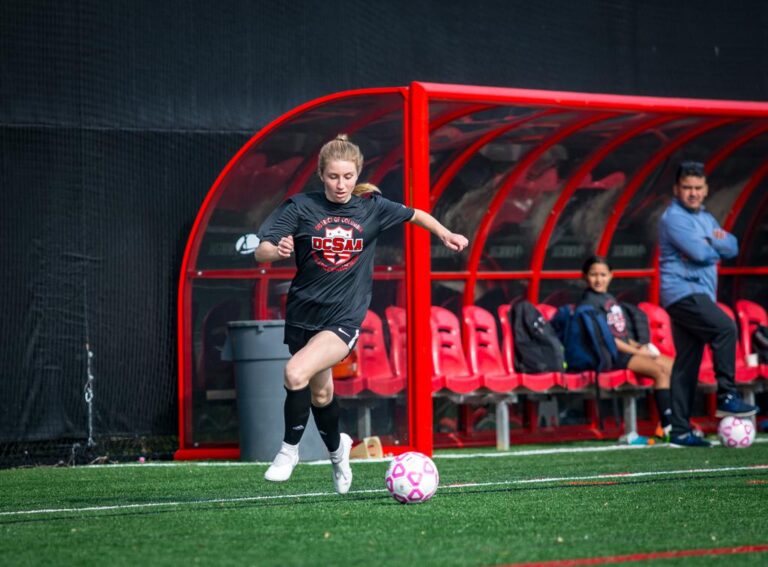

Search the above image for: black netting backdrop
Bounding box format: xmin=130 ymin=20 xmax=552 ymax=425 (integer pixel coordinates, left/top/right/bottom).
xmin=2 ymin=0 xmax=767 ymax=466
xmin=0 ymin=125 xmax=250 ymax=465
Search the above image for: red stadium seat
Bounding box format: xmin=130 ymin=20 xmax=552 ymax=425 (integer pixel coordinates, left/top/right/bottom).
xmin=698 ymin=345 xmax=717 ymax=388
xmin=384 ymin=306 xmax=408 ymax=381
xmin=462 ymin=306 xmax=520 ymax=393
xmin=430 ymin=306 xmax=483 ymax=394
xmin=332 ymin=356 xmax=367 ymax=397
xmin=535 ymin=303 xmax=557 ymax=320
xmin=638 ymin=302 xmax=676 ymax=357
xmin=497 ymin=304 xmax=563 ymax=392
xmin=720 ymin=303 xmax=758 ymax=384
xmin=735 ymin=299 xmax=768 ymax=379
xmin=694 ymin=303 xmax=758 ymax=387
xmin=332 ymin=371 xmax=366 ymax=396
xmin=357 ymin=310 xmax=405 ymax=396
xmin=595 ymin=363 xmax=643 ymax=391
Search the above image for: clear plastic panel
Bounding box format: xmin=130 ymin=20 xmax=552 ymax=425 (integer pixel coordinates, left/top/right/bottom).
xmin=604 ymin=120 xmax=750 ymax=270
xmin=431 ymin=111 xmax=583 ymax=272
xmin=195 ymin=93 xmax=405 ymax=270
xmin=429 ymin=105 xmax=546 ymax=186
xmin=189 ymin=275 xmax=412 ymax=447
xmin=721 ymin=276 xmax=768 ymax=311
xmin=724 ymin=176 xmax=768 ymax=269
xmin=471 ymin=279 xmax=529 ymax=315
xmin=538 ymin=277 xmax=651 ymax=306
xmin=708 ymin=130 xmax=768 ymax=216
xmin=190 ymin=278 xmax=255 ymax=446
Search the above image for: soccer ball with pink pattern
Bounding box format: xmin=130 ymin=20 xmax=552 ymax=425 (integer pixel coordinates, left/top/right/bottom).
xmin=717 ymin=416 xmax=756 ymax=448
xmin=384 ymin=452 xmax=439 ymax=504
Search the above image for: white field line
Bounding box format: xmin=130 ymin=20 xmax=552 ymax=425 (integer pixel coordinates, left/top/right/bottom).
xmin=1 ymin=463 xmax=767 ymax=518
xmin=55 ymin=436 xmax=768 ymax=468
xmin=434 ymin=436 xmax=768 ymax=460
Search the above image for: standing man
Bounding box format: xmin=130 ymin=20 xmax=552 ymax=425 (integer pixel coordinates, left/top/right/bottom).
xmin=659 ymin=160 xmax=759 ymax=447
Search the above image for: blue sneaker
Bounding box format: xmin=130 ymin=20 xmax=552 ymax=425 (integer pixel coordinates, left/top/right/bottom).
xmin=715 ymin=392 xmax=759 ymax=418
xmin=670 ymin=432 xmax=712 ymax=448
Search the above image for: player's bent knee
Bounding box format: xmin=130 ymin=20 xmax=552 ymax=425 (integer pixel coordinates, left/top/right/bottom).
xmin=312 ymin=389 xmax=333 ymax=407
xmin=284 ymin=361 xmax=311 ymax=390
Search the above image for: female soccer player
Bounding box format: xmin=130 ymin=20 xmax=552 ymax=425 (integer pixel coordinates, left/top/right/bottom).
xmin=254 ymin=134 xmax=468 ymax=493
xmin=580 ymin=255 xmax=674 ymax=439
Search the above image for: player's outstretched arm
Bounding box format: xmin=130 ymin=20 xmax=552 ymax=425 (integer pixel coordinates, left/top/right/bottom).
xmin=409 ymin=209 xmax=468 ymax=252
xmin=255 ymin=235 xmax=294 ymax=263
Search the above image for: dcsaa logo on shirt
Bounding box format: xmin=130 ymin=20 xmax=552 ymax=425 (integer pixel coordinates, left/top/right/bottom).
xmin=311 ymin=225 xmax=363 ymax=268
xmin=607 ymin=304 xmax=626 ymax=334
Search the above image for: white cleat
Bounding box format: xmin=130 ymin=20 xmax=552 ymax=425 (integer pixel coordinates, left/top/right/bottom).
xmin=329 ymin=433 xmax=353 ymax=494
xmin=264 ymin=442 xmax=299 ymax=482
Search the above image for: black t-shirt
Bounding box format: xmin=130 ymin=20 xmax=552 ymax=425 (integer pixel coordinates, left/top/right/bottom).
xmin=580 ymin=289 xmax=629 ymax=341
xmin=258 ymin=192 xmax=414 ymax=330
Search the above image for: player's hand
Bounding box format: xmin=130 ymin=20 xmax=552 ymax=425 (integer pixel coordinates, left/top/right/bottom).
xmin=277 ymin=235 xmax=294 ymax=258
xmin=442 ymin=233 xmax=468 ymax=252
xmin=712 ymin=228 xmax=727 ymax=240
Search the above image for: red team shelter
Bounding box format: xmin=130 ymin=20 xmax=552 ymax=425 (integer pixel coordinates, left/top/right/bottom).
xmin=176 ymin=82 xmax=768 ymax=460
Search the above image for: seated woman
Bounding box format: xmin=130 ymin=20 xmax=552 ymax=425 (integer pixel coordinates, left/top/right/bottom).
xmin=580 ymin=255 xmax=674 ymax=440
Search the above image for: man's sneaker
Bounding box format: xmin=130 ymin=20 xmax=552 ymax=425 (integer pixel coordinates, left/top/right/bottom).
xmin=329 ymin=433 xmax=353 ymax=494
xmin=716 ymin=392 xmax=759 ymax=418
xmin=670 ymin=432 xmax=712 ymax=448
xmin=264 ymin=442 xmax=299 ymax=482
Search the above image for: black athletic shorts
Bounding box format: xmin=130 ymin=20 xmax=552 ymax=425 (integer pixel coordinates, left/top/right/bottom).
xmin=284 ymin=324 xmax=360 ymax=355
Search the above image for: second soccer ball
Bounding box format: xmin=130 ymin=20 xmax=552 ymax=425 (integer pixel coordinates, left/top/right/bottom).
xmin=717 ymin=416 xmax=755 ymax=448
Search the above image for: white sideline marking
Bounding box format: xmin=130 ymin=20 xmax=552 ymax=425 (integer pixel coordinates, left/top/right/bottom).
xmin=55 ymin=437 xmax=768 ymax=468
xmin=2 ymin=463 xmax=766 ymax=518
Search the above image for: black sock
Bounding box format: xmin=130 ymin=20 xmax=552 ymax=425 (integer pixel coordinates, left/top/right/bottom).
xmin=655 ymin=388 xmax=672 ymax=429
xmin=311 ymin=397 xmax=341 ymax=452
xmin=283 ymin=385 xmax=311 ymax=445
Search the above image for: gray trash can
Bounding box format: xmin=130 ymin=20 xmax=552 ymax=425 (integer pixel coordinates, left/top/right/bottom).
xmin=222 ymin=320 xmax=327 ymax=462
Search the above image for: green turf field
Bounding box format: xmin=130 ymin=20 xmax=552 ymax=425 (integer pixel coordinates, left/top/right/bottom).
xmin=1 ymin=439 xmax=767 ymax=566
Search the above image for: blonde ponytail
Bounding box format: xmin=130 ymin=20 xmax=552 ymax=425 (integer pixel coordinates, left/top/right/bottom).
xmin=352 ymin=182 xmax=381 ymax=197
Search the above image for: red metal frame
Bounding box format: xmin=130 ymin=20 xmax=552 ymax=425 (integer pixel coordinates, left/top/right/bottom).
xmin=415 ymin=82 xmax=768 ymax=117
xmin=407 ymin=82 xmax=434 ymax=455
xmin=177 ymin=82 xmax=768 ymax=460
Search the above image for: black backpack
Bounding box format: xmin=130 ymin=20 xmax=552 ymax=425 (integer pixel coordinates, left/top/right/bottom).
xmin=509 ymin=300 xmax=566 ymax=373
xmin=620 ymin=302 xmax=650 ymax=345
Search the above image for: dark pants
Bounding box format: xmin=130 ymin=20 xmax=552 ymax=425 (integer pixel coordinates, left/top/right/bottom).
xmin=666 ymin=293 xmax=737 ymax=437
